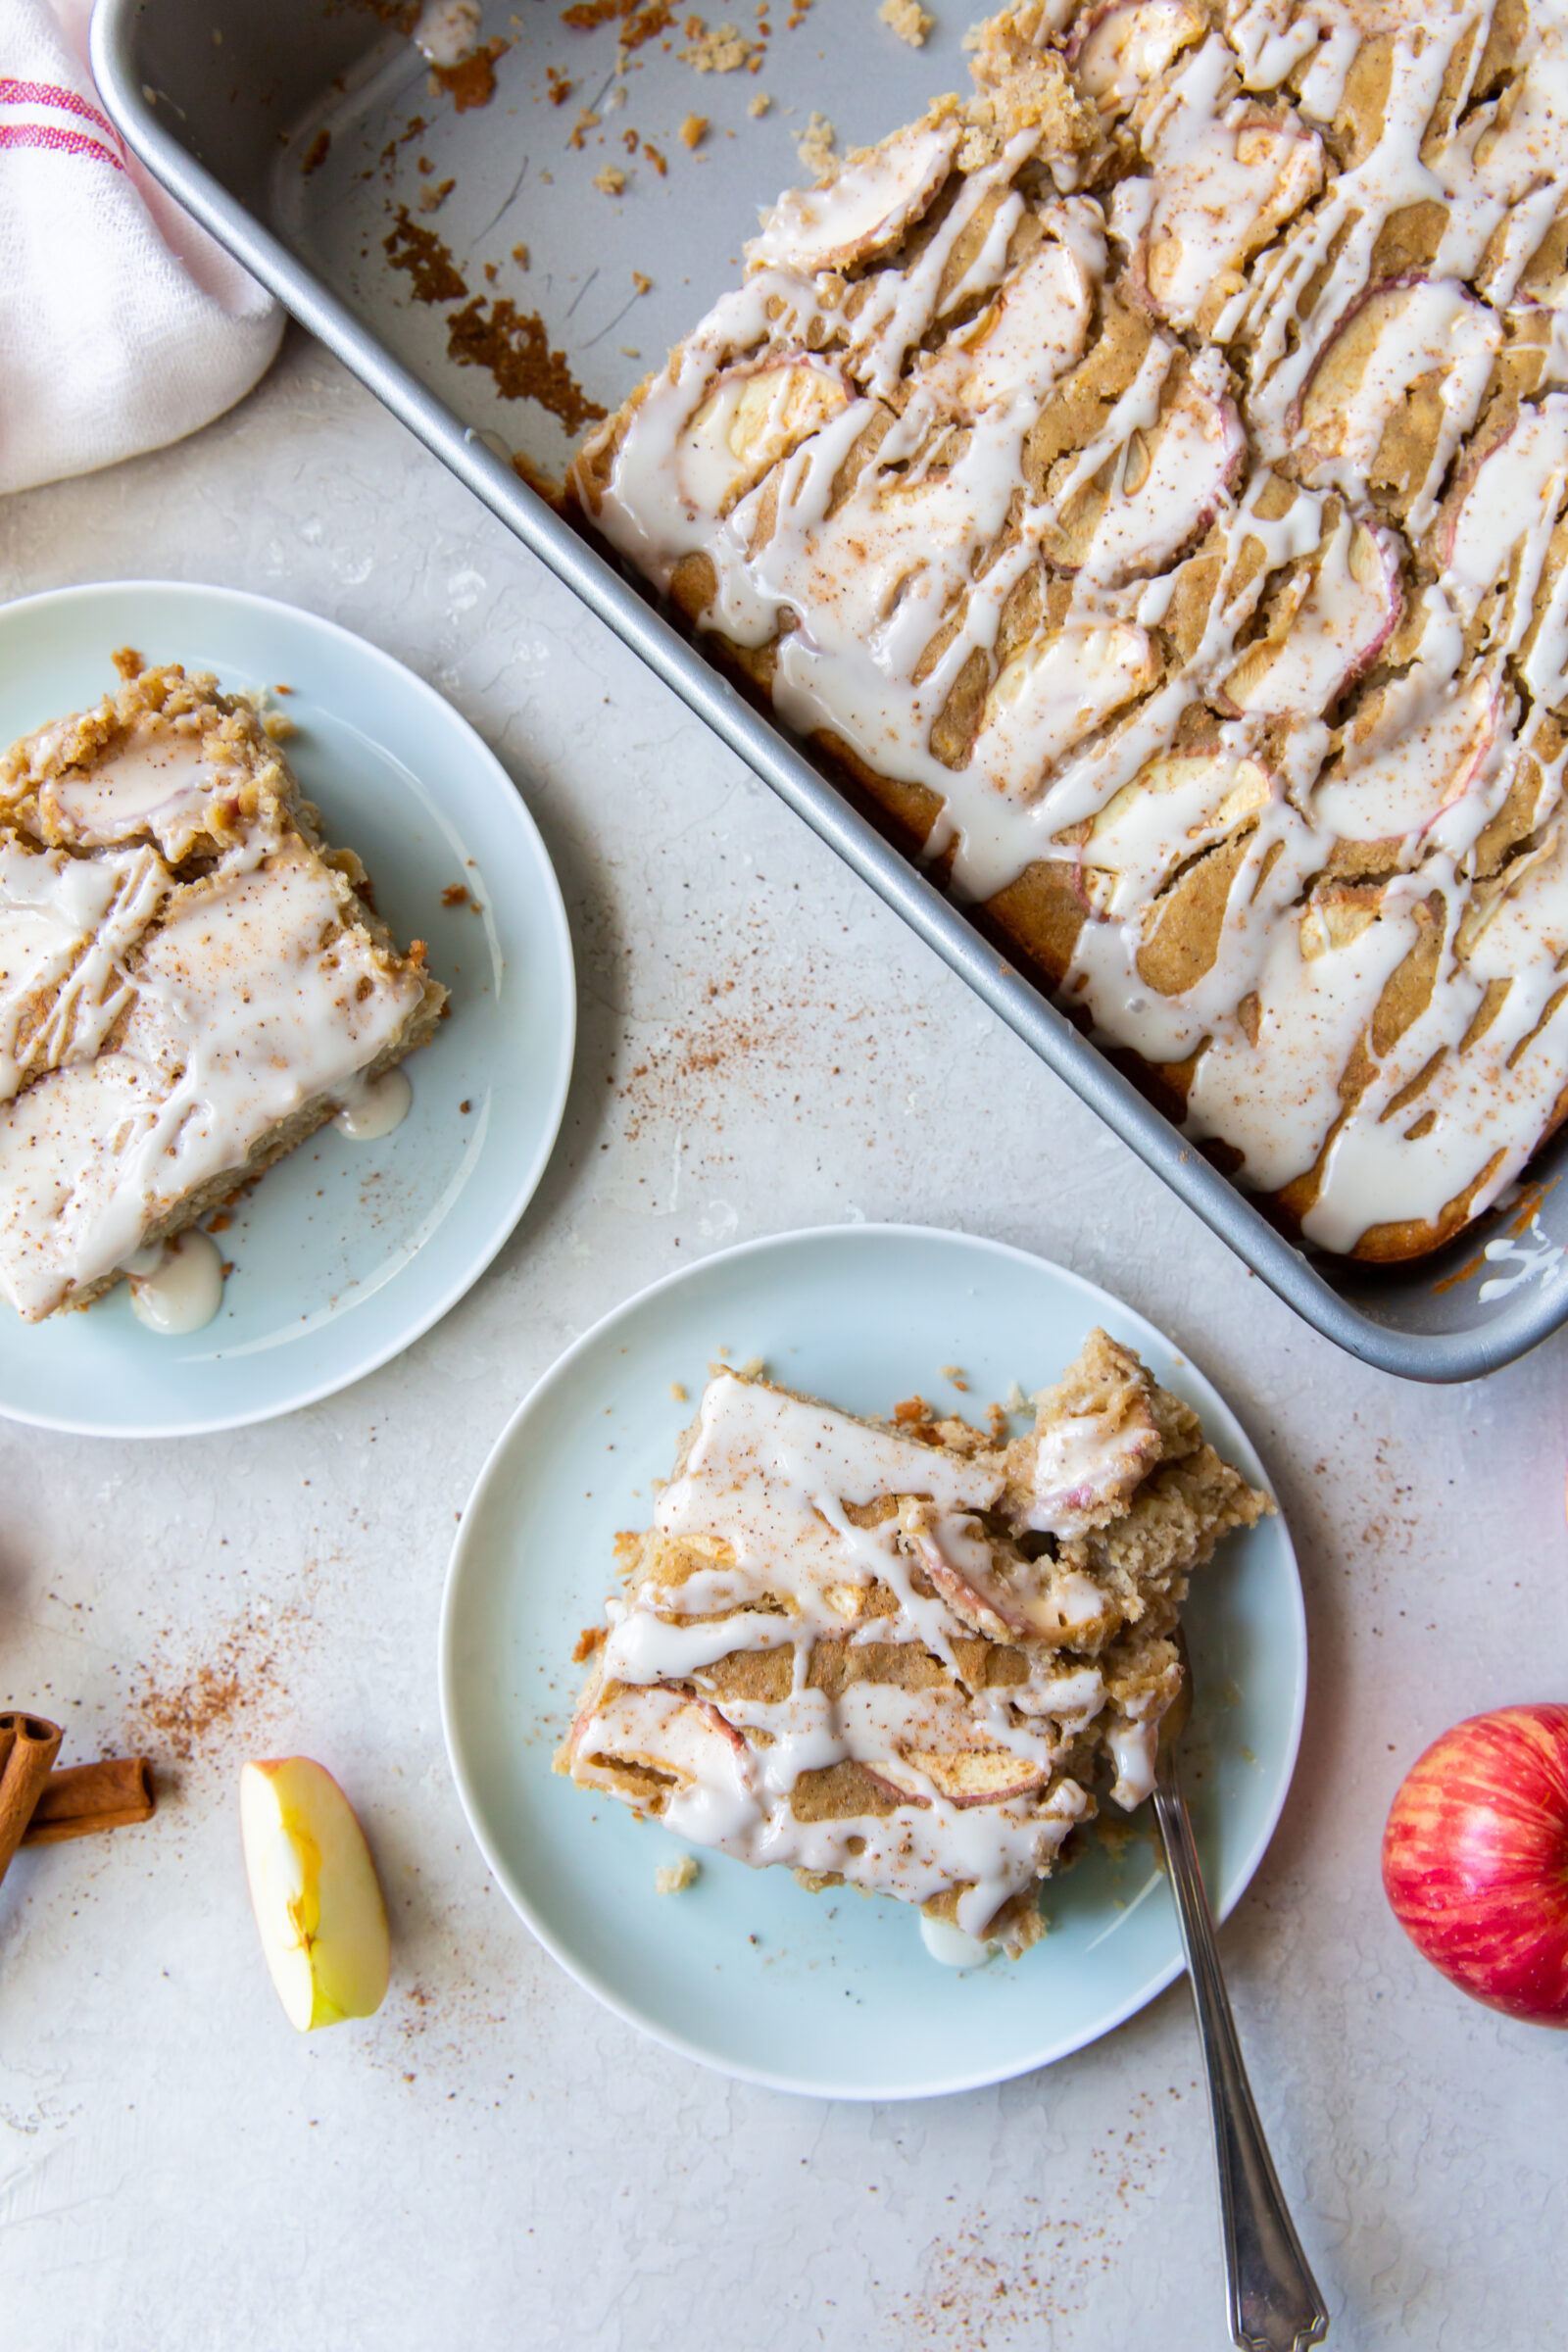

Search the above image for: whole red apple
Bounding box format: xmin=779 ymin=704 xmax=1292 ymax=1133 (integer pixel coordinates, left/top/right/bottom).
xmin=1382 ymin=1704 xmax=1568 ymax=2026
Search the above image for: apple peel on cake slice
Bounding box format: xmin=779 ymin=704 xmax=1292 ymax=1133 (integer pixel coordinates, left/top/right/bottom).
xmin=557 ymin=1330 xmax=1270 ymax=1955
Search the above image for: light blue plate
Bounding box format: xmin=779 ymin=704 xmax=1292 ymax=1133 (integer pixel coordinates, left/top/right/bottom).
xmin=441 ymin=1225 xmax=1305 ymax=2100
xmin=0 ymin=581 xmax=574 ymax=1436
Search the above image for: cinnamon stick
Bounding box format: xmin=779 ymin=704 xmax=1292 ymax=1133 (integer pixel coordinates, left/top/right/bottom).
xmin=22 ymin=1758 xmax=155 ymax=1845
xmin=0 ymin=1713 xmax=64 ymax=1883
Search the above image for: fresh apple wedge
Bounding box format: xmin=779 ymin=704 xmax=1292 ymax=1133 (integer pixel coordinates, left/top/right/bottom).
xmin=240 ymin=1758 xmax=390 ymax=2033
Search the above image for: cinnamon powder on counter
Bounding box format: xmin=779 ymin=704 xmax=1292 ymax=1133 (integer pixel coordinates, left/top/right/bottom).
xmin=128 ymin=1608 xmax=298 ymax=1764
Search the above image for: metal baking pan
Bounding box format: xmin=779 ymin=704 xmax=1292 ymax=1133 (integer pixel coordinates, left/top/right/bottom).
xmin=93 ymin=0 xmax=1568 ymax=1380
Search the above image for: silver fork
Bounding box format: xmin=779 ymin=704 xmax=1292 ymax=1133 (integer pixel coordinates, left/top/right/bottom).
xmin=1152 ymin=1629 xmax=1331 ymax=2352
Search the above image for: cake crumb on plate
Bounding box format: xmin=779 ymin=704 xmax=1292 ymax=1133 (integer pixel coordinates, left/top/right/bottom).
xmin=795 ymin=109 xmax=835 ymax=173
xmin=878 ymin=0 xmax=932 ymax=43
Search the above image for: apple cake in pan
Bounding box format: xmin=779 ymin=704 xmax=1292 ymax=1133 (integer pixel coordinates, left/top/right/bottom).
xmin=0 ymin=660 xmax=445 ymax=1322
xmin=558 ymin=1335 xmax=1270 ymax=1952
xmin=572 ymin=0 xmax=1568 ymax=1260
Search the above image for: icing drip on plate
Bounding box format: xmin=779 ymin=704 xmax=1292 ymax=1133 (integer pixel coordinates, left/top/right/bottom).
xmin=126 ymin=1228 xmax=224 ymax=1336
xmin=919 ymin=1913 xmax=1001 ymax=1967
xmin=333 ymin=1066 xmax=413 ymax=1141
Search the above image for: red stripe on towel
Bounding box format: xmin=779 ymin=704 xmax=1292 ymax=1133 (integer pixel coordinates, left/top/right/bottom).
xmin=0 ymin=120 xmax=125 ymax=170
xmin=0 ymin=77 xmax=123 ymax=148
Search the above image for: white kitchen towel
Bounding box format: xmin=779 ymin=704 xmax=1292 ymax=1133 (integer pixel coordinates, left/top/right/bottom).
xmin=0 ymin=0 xmax=283 ymax=496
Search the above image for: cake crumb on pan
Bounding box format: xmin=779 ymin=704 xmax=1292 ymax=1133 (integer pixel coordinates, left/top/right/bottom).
xmin=678 ymin=17 xmax=760 ymax=68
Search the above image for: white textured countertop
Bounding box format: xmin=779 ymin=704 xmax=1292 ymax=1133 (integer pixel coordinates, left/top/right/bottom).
xmin=1 ymin=330 xmax=1563 ymax=2351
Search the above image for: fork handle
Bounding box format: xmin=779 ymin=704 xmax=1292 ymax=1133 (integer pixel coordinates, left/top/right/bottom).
xmin=1152 ymin=1768 xmax=1331 ymax=2352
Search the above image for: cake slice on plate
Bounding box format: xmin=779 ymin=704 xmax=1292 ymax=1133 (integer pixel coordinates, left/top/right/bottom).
xmin=0 ymin=656 xmax=445 ymax=1322
xmin=558 ymin=1331 xmax=1270 ymax=1954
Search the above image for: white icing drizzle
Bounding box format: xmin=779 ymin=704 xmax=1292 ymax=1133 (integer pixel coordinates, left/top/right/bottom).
xmin=1476 ymin=1210 xmax=1568 ymax=1298
xmin=126 ymin=1227 xmax=224 ymax=1336
xmin=1114 ymin=32 xmax=1326 ymax=331
xmin=747 ymin=120 xmax=961 ymax=274
xmin=1295 ymin=279 xmax=1501 ymax=537
xmin=37 ymin=723 xmax=242 ymax=864
xmin=569 ymin=1372 xmax=1189 ymax=1939
xmin=0 ymin=840 xmax=166 ymax=1101
xmin=1309 ymin=668 xmax=1506 ymax=851
xmin=1299 ymin=817 xmax=1568 ymax=1248
xmin=1442 ymin=395 xmax=1568 ymax=645
xmin=1021 ymin=1377 xmax=1161 ymax=1537
xmin=1219 ymin=505 xmax=1401 ymax=716
xmin=1228 ymin=0 xmax=1323 ymax=93
xmin=1108 ymin=1717 xmax=1158 ymax=1807
xmin=577 ymin=0 xmax=1568 ymax=1252
xmin=1072 ymin=1 xmax=1207 ymax=109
